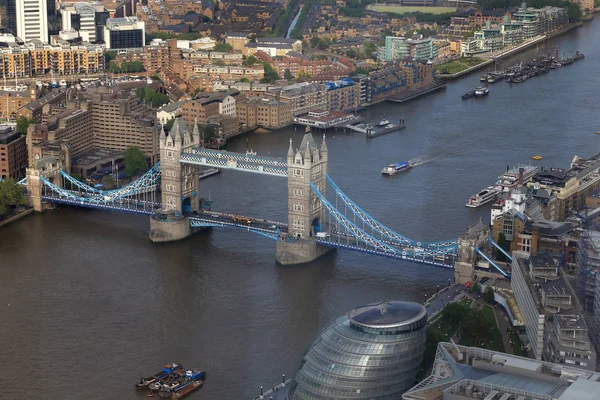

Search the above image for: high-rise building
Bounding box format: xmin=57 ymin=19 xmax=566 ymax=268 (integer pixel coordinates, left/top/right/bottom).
xmin=16 ymin=0 xmax=50 ymax=43
xmin=384 ymin=36 xmax=438 ymax=62
xmin=5 ymin=0 xmax=17 ymax=36
xmin=103 ymin=17 xmax=145 ymax=49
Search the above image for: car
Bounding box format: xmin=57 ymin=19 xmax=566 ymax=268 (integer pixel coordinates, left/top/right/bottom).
xmin=269 ymin=225 xmax=277 ymax=229
xmin=211 ymin=214 xmax=219 ymax=218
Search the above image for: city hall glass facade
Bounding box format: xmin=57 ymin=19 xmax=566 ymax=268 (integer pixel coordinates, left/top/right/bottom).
xmin=289 ymin=301 xmax=427 ymax=400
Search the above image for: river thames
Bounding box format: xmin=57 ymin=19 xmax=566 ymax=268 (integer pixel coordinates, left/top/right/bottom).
xmin=2 ymin=20 xmax=600 ymax=400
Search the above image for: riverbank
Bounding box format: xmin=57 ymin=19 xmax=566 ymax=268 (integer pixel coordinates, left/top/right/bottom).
xmin=0 ymin=208 xmax=33 ymax=228
xmin=437 ymin=22 xmax=584 ymax=80
xmin=386 ymin=82 xmax=447 ymax=104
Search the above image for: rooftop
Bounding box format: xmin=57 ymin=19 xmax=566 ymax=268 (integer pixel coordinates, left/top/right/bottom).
xmin=0 ymin=125 xmax=19 ymax=144
xmin=403 ymin=343 xmax=600 ymax=400
xmin=71 ymin=147 xmax=124 ymax=167
xmin=348 ymin=301 xmax=426 ymax=329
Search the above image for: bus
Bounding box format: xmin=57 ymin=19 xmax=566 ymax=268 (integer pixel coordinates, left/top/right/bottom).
xmin=232 ymin=215 xmax=253 ymax=224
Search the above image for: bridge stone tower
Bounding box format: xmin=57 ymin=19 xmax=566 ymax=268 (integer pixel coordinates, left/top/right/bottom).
xmin=454 ymin=220 xmax=489 ymax=284
xmin=26 ymin=156 xmax=64 ymax=212
xmin=276 ymin=130 xmax=333 ymax=265
xmin=149 ymin=119 xmax=201 ymax=242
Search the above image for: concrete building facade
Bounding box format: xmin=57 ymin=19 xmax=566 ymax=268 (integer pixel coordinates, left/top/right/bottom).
xmin=16 ymin=0 xmax=49 ymax=43
xmin=0 ymin=125 xmax=27 ymax=180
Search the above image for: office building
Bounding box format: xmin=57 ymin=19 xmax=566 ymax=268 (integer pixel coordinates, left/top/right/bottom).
xmin=0 ymin=125 xmax=27 ymax=180
xmin=103 ymin=17 xmax=145 ymax=49
xmin=60 ymin=2 xmax=101 ymax=42
xmin=511 ymin=251 xmax=596 ymax=370
xmin=290 ymin=301 xmax=427 ymax=399
xmin=403 ymin=342 xmax=600 ymax=400
xmin=16 ymin=0 xmax=50 ymax=43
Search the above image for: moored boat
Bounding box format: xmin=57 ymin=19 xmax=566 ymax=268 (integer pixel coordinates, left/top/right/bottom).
xmin=462 ymin=90 xmax=475 ymax=100
xmin=172 ymin=380 xmax=204 ymax=399
xmin=532 ymin=155 xmax=543 ymax=160
xmin=159 ymin=370 xmax=205 ymax=398
xmin=466 ymin=186 xmax=499 ymax=208
xmin=135 ymin=363 xmax=182 ymax=390
xmin=475 ymin=86 xmax=489 ymax=97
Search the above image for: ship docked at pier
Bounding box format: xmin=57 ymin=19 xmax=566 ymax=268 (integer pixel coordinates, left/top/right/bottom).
xmin=136 ymin=364 xmax=205 ymax=399
xmin=466 ymin=165 xmax=538 ymax=208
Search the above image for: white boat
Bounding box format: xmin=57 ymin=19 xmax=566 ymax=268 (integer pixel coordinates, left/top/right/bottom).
xmin=377 ymin=114 xmax=390 ymax=127
xmin=59 ymin=79 xmax=67 ymax=87
xmin=494 ymin=165 xmax=538 ymax=192
xmin=466 ymin=186 xmax=499 ymax=208
xmin=475 ymin=86 xmax=489 ymax=96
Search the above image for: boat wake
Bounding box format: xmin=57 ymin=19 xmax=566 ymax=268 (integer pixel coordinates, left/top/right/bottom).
xmin=409 ymin=154 xmax=443 ymax=167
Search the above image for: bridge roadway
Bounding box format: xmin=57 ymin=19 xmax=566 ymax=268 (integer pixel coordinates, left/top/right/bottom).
xmin=42 ymin=194 xmax=160 ymax=215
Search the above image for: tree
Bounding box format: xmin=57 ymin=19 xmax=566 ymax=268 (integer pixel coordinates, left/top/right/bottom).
xmin=310 ymin=36 xmax=322 ymax=48
xmin=260 ymin=61 xmax=280 ymax=83
xmin=124 ymin=146 xmax=147 ymax=177
xmin=164 ymin=118 xmax=176 ymax=132
xmin=191 ymin=87 xmax=202 ymax=97
xmin=102 ymin=175 xmax=115 ymax=188
xmin=461 ymin=309 xmax=488 ymax=339
xmin=284 ymin=68 xmax=294 ymax=80
xmin=442 ymin=302 xmax=469 ymax=324
xmin=245 ymin=55 xmax=258 ymax=66
xmin=16 ymin=116 xmax=34 ymax=136
xmin=567 ymin=2 xmax=582 ymax=22
xmin=213 ymin=42 xmax=233 ymax=52
xmin=404 ymin=29 xmax=415 ymax=38
xmin=471 ymin=282 xmax=481 ymax=294
xmin=484 ymin=286 xmax=495 ymax=303
xmin=496 ymin=232 xmax=510 ymax=262
xmin=0 ymin=178 xmax=27 ymax=217
xmin=345 ymin=49 xmax=358 ymax=58
xmin=239 ymin=77 xmax=249 ymax=82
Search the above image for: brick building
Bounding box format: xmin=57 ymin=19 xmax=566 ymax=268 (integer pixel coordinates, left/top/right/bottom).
xmin=0 ymin=125 xmax=27 ymax=180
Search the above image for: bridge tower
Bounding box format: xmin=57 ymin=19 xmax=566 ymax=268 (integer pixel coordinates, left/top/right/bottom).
xmin=26 ymin=156 xmax=64 ymax=212
xmin=149 ymin=119 xmax=201 ymax=242
xmin=454 ymin=220 xmax=489 ymax=284
xmin=276 ymin=130 xmax=333 ymax=265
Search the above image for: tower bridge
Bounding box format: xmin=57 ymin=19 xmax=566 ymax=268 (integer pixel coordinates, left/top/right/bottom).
xmin=22 ymin=118 xmax=507 ymax=273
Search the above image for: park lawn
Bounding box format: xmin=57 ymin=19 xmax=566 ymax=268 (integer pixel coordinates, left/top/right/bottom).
xmin=435 ymin=57 xmax=486 ymax=74
xmin=510 ymin=331 xmax=525 ymax=357
xmin=368 ymin=5 xmax=456 ymax=14
xmin=458 ymin=305 xmax=505 ymax=353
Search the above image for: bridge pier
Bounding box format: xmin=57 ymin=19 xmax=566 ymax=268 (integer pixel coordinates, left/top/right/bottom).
xmin=276 ymin=234 xmax=333 ymax=265
xmin=149 ymin=212 xmax=193 ymax=242
xmin=454 ymin=220 xmax=489 ymax=284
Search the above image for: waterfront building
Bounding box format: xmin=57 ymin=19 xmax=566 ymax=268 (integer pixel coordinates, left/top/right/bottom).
xmin=236 ymin=98 xmax=292 ymax=129
xmin=289 ymin=301 xmax=427 ymax=399
xmin=474 ymin=23 xmax=504 ymax=53
xmin=181 ymin=91 xmax=239 ymax=129
xmin=325 ymin=78 xmax=360 ymax=112
xmin=264 ymin=82 xmax=328 ymax=116
xmin=103 ymin=17 xmax=145 ymax=49
xmin=573 ymin=0 xmax=594 ymax=11
xmin=512 ymin=4 xmax=568 ymax=39
xmin=384 ymin=36 xmax=437 ymax=62
xmin=0 ymin=125 xmax=27 ymax=180
xmin=403 ymin=342 xmax=600 ymax=400
xmin=293 ymin=110 xmax=356 ymax=129
xmin=511 ymin=251 xmax=596 ymax=369
xmin=528 ymin=153 xmax=600 ymax=221
xmin=351 ymin=74 xmax=371 ymax=105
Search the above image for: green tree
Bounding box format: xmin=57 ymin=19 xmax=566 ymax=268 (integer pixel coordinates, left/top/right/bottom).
xmin=104 ymin=50 xmax=117 ymax=65
xmin=102 ymin=174 xmax=115 ymax=188
xmin=496 ymin=232 xmax=510 ymax=262
xmin=310 ymin=36 xmax=322 ymax=48
xmin=213 ymin=42 xmax=233 ymax=52
xmin=124 ymin=146 xmax=147 ymax=177
xmin=239 ymin=77 xmax=249 ymax=82
xmin=345 ymin=49 xmax=358 ymax=58
xmin=461 ymin=309 xmax=488 ymax=339
xmin=260 ymin=61 xmax=280 ymax=83
xmin=404 ymin=29 xmax=415 ymax=38
xmin=441 ymin=302 xmax=469 ymax=324
xmin=16 ymin=116 xmax=34 ymax=136
xmin=0 ymin=178 xmax=27 ymax=216
xmin=567 ymin=2 xmax=582 ymax=21
xmin=284 ymin=68 xmax=294 ymax=80
xmin=245 ymin=55 xmax=258 ymax=66
xmin=484 ymin=286 xmax=495 ymax=303
xmin=471 ymin=282 xmax=481 ymax=294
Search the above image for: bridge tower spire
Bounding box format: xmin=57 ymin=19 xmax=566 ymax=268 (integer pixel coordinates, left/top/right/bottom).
xmin=277 ymin=129 xmax=332 ymax=265
xmin=149 ymin=118 xmax=201 ymax=242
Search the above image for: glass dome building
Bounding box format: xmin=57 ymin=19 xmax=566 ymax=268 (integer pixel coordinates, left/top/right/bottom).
xmin=289 ymin=301 xmax=427 ymax=400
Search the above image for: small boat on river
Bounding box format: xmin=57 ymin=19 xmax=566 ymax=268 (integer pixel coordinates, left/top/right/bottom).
xmin=135 ymin=363 xmax=182 ymax=390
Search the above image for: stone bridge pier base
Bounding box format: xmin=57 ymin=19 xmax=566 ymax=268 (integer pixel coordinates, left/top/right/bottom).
xmin=276 ymin=236 xmax=334 ymax=265
xmin=149 ymin=212 xmax=192 ymax=242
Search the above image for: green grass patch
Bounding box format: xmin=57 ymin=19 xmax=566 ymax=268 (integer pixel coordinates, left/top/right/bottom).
xmin=367 ymin=5 xmax=456 ymax=14
xmin=435 ymin=57 xmax=486 ymax=74
xmin=458 ymin=305 xmax=505 ymax=352
xmin=510 ymin=331 xmax=524 ymax=357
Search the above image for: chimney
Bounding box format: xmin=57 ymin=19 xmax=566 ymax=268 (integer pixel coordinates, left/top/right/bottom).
xmin=531 ymin=225 xmax=539 ymax=255
xmin=519 ymin=167 xmax=524 ymax=186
